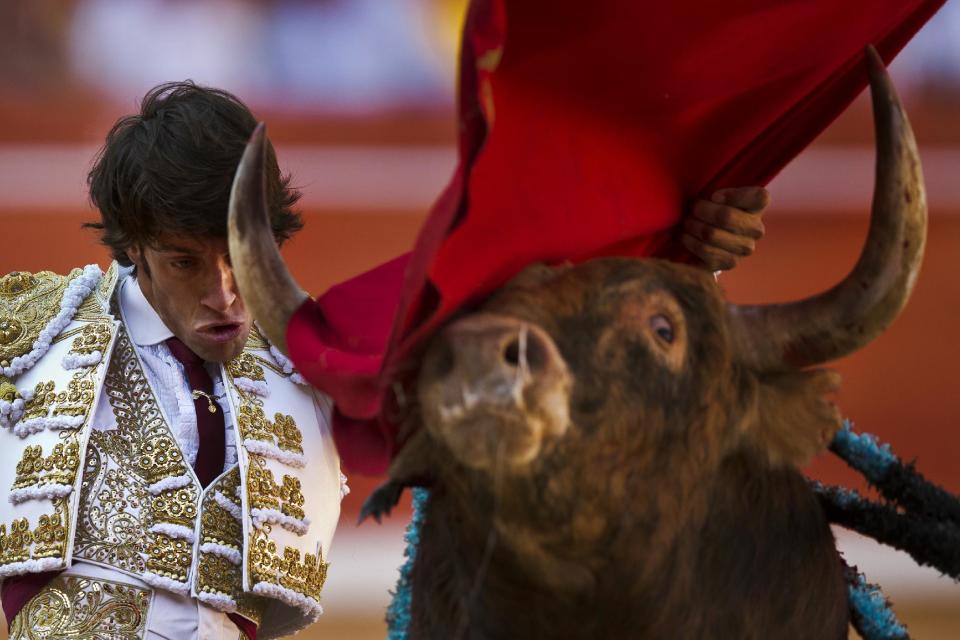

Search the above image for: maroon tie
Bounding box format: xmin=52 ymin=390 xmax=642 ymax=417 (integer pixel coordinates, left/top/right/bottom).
xmin=165 ymin=337 xmax=225 ymax=487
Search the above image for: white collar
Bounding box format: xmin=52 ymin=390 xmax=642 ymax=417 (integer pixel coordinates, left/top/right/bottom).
xmin=119 ymin=273 xmax=174 ymax=347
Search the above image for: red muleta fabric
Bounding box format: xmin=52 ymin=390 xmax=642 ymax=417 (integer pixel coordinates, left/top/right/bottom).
xmin=288 ymin=0 xmax=946 ymax=476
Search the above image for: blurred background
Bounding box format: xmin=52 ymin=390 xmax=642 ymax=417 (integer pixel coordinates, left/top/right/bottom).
xmin=0 ymin=0 xmax=958 ymax=637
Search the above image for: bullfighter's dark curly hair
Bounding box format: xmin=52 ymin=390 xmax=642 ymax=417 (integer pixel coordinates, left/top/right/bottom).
xmin=85 ymin=81 xmax=303 ymax=266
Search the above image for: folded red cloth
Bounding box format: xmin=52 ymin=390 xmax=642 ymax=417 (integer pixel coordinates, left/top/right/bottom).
xmin=288 ymin=0 xmax=946 ymax=476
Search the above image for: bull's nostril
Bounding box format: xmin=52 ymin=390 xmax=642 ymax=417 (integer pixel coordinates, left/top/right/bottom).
xmin=502 ymin=331 xmax=548 ymax=371
xmin=504 ymin=339 xmax=521 ymax=367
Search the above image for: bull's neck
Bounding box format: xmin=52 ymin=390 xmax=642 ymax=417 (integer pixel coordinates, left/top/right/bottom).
xmin=408 ymin=470 xmax=712 ymax=639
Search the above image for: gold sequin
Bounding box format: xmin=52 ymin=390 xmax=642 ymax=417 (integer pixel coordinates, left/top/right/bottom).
xmin=200 ymin=471 xmax=243 ymax=549
xmin=0 ymin=269 xmax=78 ymax=366
xmin=73 ymin=435 xmax=149 ymax=573
xmin=21 ymin=374 xmax=97 ymax=423
xmin=12 ymin=439 xmax=81 ymax=489
xmin=68 ymin=322 xmax=113 ymax=357
xmin=226 ymin=352 xmax=267 ymax=383
xmin=194 ymin=469 xmax=268 ymax=623
xmin=0 ymin=498 xmax=69 ymax=566
xmin=246 ymin=455 xmax=306 ymax=520
xmin=8 ymin=574 xmax=150 ymax=639
xmin=236 ymin=404 xmax=304 ymax=455
xmin=145 ymin=534 xmax=192 ymax=582
xmin=73 ymin=326 xmax=198 ymax=580
xmin=248 ymin=525 xmax=327 ymax=603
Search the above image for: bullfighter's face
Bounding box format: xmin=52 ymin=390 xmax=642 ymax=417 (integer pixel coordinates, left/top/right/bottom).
xmin=128 ymin=234 xmax=253 ymax=363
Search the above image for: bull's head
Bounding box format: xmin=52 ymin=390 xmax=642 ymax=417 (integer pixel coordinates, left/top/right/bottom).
xmin=228 ymin=46 xmax=924 ymax=635
xmin=229 ymin=45 xmax=923 ymax=476
xmin=412 ymin=47 xmax=924 ymax=478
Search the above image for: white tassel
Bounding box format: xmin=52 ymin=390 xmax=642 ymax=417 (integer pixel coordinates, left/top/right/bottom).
xmin=0 ymin=556 xmax=64 ymax=578
xmin=0 ymin=398 xmax=25 ymax=430
xmin=213 ymin=491 xmax=243 ymax=521
xmin=268 ymin=346 xmax=308 ymax=386
xmin=233 ymin=377 xmax=269 ymax=397
xmin=251 ymin=508 xmax=310 ymax=536
xmin=339 ymin=472 xmax=350 ymax=500
xmin=196 ymin=590 xmax=239 ymax=613
xmin=9 ymin=484 xmax=73 ymax=505
xmin=148 ymin=474 xmax=193 ymax=495
xmin=251 ymin=581 xmax=323 ymax=619
xmin=243 ymin=440 xmax=306 ymax=468
xmin=199 ymin=542 xmax=242 ymax=566
xmin=1 ymin=265 xmax=102 ymax=379
xmin=142 ymin=572 xmax=191 ymax=596
xmin=13 ymin=414 xmax=85 ymax=438
xmin=149 ymin=522 xmax=195 ymax=542
xmin=62 ymin=351 xmax=103 ymax=370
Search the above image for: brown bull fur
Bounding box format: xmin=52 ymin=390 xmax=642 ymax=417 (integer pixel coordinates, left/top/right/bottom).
xmin=226 ymin=46 xmax=920 ymax=640
xmin=386 ymin=260 xmax=848 ymax=639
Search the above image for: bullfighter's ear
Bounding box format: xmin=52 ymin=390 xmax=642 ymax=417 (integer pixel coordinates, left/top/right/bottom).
xmin=503 ymin=262 xmax=571 ymax=290
xmin=740 ymin=369 xmax=843 ymax=468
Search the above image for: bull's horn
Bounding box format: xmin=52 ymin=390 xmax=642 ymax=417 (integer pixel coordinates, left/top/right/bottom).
xmin=727 ymin=45 xmax=927 ymax=372
xmin=228 ymin=123 xmax=307 ymax=354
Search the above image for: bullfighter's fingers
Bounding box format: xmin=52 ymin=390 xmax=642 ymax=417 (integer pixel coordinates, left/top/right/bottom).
xmin=681 ymin=233 xmax=738 ymax=272
xmin=691 ymin=199 xmax=766 ymax=240
xmin=683 ymin=217 xmax=757 ymax=257
xmin=711 ymin=186 xmax=770 ymax=213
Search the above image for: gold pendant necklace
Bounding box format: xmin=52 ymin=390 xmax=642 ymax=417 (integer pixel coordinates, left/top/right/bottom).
xmin=191 ymin=390 xmax=218 ymax=413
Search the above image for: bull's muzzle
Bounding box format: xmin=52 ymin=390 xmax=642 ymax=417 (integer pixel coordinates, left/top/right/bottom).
xmin=419 ymin=313 xmax=572 ymax=472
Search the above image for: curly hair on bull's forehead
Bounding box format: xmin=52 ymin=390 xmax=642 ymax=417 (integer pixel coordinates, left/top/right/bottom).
xmin=84 ymin=80 xmax=303 ymax=265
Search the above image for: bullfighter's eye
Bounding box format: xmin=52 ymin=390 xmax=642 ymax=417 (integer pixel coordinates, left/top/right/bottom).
xmin=650 ymin=314 xmax=674 ymax=343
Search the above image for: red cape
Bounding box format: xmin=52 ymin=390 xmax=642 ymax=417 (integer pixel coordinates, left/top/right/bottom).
xmin=288 ymin=0 xmax=945 ymax=475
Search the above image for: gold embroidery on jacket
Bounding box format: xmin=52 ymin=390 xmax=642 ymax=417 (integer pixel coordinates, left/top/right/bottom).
xmin=21 ymin=374 xmax=97 ymax=423
xmin=8 ymin=574 xmax=150 ymax=640
xmin=248 ymin=524 xmax=327 ymax=602
xmin=200 ymin=469 xmax=243 ymax=550
xmin=0 ymin=270 xmax=75 ymax=369
xmin=236 ymin=405 xmax=305 ymax=456
xmin=12 ymin=439 xmax=81 ymax=489
xmin=246 ymin=454 xmax=306 ymax=521
xmin=0 ymin=497 xmax=69 ymax=566
xmin=74 ymin=434 xmax=149 ymax=573
xmin=73 ymin=326 xmax=198 ymax=582
xmin=194 ymin=469 xmax=268 ymax=623
xmin=226 ymin=352 xmax=266 ymax=383
xmin=145 ymin=534 xmax=193 ymax=581
xmin=198 ymin=551 xmax=242 ymax=596
xmin=73 ymin=262 xmax=119 ymax=322
xmin=67 ymin=322 xmax=113 ymax=357
xmin=228 ymin=337 xmax=327 ymax=610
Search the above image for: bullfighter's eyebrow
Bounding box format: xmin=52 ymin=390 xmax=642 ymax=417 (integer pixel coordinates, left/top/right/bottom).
xmin=154 ymin=244 xmax=200 ymax=255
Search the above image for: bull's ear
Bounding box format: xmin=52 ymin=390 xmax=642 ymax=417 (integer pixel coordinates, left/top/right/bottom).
xmin=739 ymin=369 xmax=843 ymax=468
xmin=503 ymin=262 xmax=571 ymax=290
xmin=387 ymin=427 xmax=437 ymax=486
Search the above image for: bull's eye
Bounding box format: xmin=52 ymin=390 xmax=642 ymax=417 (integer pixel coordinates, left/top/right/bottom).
xmin=650 ymin=314 xmax=674 ymax=343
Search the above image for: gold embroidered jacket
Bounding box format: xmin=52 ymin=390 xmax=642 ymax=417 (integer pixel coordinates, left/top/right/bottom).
xmin=0 ymin=264 xmax=343 ymax=639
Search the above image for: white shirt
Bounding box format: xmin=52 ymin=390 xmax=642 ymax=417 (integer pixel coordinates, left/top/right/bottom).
xmin=119 ymin=274 xmax=238 ymax=471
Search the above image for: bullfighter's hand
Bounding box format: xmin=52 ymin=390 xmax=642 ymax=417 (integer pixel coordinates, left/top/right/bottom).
xmin=682 ymin=186 xmax=769 ymax=272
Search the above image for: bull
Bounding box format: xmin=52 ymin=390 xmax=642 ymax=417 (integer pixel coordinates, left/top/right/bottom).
xmin=227 ymin=47 xmax=925 ymax=639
